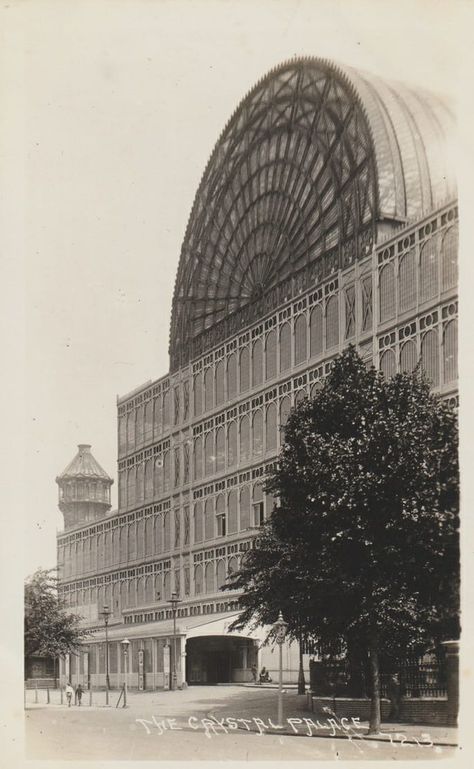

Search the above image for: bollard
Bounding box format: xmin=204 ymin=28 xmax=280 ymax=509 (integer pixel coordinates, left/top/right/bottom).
xmin=35 ymin=681 xmax=38 ymax=704
xmin=89 ymin=687 xmax=93 ymax=707
xmin=47 ymin=687 xmax=50 ymax=704
xmin=60 ymin=688 xmax=63 ymax=705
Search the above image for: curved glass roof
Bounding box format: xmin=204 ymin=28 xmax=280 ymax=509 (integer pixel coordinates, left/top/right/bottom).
xmin=169 ymin=58 xmax=455 ymax=370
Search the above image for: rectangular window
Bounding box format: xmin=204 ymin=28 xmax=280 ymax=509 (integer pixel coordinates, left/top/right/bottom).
xmin=344 ymin=285 xmax=355 ymax=339
xmin=361 ymin=275 xmax=373 ymax=332
xmin=216 ymin=514 xmax=226 ymax=537
xmin=253 ymin=502 xmax=264 ymax=527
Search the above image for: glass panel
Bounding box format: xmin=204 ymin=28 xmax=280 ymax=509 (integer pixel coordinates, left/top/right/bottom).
xmin=443 ymin=320 xmax=457 ymax=383
xmin=265 ymin=330 xmax=277 ymax=380
xmin=279 ymin=323 xmax=291 ymax=371
xmin=420 ymin=236 xmax=439 ymax=302
xmin=252 ymin=409 xmax=263 ymax=457
xmin=400 ymin=340 xmax=417 ymax=373
xmin=421 ymin=329 xmax=440 ymax=386
xmin=442 ymin=226 xmax=458 ymax=290
xmin=326 ymin=295 xmax=339 ymax=348
xmin=294 ymin=314 xmax=307 ymax=364
xmin=379 ymin=263 xmax=395 ymax=322
xmin=399 ymin=251 xmax=416 ymax=312
xmin=227 ymin=354 xmax=237 ymax=399
xmin=215 ymin=360 xmax=225 ymax=406
xmin=380 ymin=349 xmax=396 ymax=380
xmin=239 ymin=347 xmax=250 ymax=392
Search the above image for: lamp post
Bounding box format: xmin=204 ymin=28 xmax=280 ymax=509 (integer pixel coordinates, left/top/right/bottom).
xmin=100 ymin=604 xmax=111 ymax=703
xmin=121 ymin=638 xmax=130 ymax=707
xmin=273 ymin=611 xmax=288 ymax=727
xmin=169 ymin=592 xmax=182 ymax=690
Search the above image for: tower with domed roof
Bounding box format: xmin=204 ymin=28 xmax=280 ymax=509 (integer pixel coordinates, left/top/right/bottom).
xmin=56 ymin=444 xmax=113 ymax=530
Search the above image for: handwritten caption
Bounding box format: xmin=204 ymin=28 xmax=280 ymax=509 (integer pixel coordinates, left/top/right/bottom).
xmin=135 ymin=714 xmax=434 ymax=747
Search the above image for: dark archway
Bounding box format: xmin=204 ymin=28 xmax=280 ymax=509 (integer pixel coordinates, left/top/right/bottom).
xmin=186 ymin=636 xmax=258 ymax=684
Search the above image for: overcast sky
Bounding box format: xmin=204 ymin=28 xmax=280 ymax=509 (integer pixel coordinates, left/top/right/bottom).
xmin=2 ymin=0 xmax=471 ymax=576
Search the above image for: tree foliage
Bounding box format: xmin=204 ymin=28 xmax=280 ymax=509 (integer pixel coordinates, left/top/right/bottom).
xmin=24 ymin=568 xmax=89 ymax=660
xmin=224 ymin=347 xmax=459 ymax=727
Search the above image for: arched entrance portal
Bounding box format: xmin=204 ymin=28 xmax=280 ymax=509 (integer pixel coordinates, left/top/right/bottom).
xmin=186 ymin=635 xmax=258 ymax=684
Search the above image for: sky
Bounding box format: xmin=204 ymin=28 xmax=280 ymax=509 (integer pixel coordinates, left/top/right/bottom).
xmin=2 ymin=0 xmax=472 ymax=577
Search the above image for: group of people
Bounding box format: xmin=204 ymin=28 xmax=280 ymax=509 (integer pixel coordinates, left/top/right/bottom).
xmin=251 ymin=665 xmax=272 ymax=684
xmin=64 ymin=682 xmax=84 ymax=707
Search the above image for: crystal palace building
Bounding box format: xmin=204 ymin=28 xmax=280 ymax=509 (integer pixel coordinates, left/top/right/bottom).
xmin=56 ymin=58 xmax=458 ymax=689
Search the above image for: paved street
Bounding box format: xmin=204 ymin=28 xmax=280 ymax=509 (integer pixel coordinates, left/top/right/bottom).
xmin=25 ymin=685 xmax=457 ymax=761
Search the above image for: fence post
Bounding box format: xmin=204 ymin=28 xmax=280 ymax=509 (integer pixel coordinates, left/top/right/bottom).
xmin=442 ymin=640 xmax=459 ymax=727
xmin=89 ymin=686 xmax=93 ymax=707
xmin=60 ymin=687 xmax=63 ymax=706
xmin=46 ymin=687 xmax=50 ymax=704
xmin=35 ymin=681 xmax=38 ymax=704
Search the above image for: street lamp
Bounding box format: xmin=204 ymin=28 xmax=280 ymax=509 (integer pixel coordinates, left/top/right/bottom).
xmin=273 ymin=611 xmax=288 ymax=727
xmin=100 ymin=604 xmax=111 ymax=703
xmin=121 ymin=638 xmax=130 ymax=707
xmin=169 ymin=592 xmax=182 ymax=690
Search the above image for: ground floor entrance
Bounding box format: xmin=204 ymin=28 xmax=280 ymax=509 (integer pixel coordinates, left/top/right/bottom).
xmin=186 ymin=636 xmax=258 ymax=684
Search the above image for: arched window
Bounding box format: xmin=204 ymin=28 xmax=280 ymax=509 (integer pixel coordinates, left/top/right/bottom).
xmin=311 ymin=380 xmax=323 ymax=398
xmin=216 ymin=427 xmax=225 ymax=473
xmin=153 ymin=395 xmax=162 ymax=436
xmin=380 ymin=349 xmax=396 ymax=380
xmin=163 ymin=451 xmax=170 ymax=492
xmin=205 ymin=563 xmax=214 ymax=594
xmin=228 ymin=556 xmax=238 ymax=577
xmin=144 ymin=400 xmax=153 ymax=443
xmin=240 ymin=415 xmax=250 ymax=463
xmin=252 ymin=409 xmax=263 ymax=457
xmin=240 ymin=486 xmax=250 ymax=530
xmin=205 ymin=498 xmax=214 ymax=540
xmin=145 ymin=516 xmax=154 ymax=557
xmin=127 ymin=411 xmax=136 ymax=452
xmin=228 ymin=490 xmax=238 ymax=534
xmin=421 ymin=329 xmax=440 ymax=386
xmin=193 ymin=372 xmax=203 ymax=417
xmin=399 ymin=251 xmax=416 ymax=312
xmin=253 ymin=483 xmax=264 ymax=527
xmin=279 ymin=323 xmax=291 ymax=372
xmin=204 ymin=431 xmax=214 ymax=476
xmin=154 ymin=516 xmax=161 ymax=554
xmin=379 ymin=263 xmax=395 ymax=322
xmin=128 ymin=524 xmax=137 ymax=561
xmin=326 ymin=295 xmax=339 ymax=348
xmin=310 ymin=305 xmax=323 ymax=358
xmin=136 ymin=519 xmax=144 ymax=560
xmin=119 ymin=471 xmax=126 ymax=508
xmin=443 ymin=320 xmax=457 ymax=383
xmin=295 ymin=389 xmax=306 ymax=405
xmin=163 ymin=572 xmax=171 ymax=601
xmin=294 ymin=314 xmax=307 ymax=364
xmin=162 ymin=390 xmax=170 ymax=429
xmin=252 ymin=339 xmax=263 ymax=387
xmin=163 ymin=512 xmax=171 ymax=552
xmin=216 ymin=560 xmax=226 ymax=590
xmin=194 ymin=501 xmax=203 ymax=543
xmin=442 ymin=225 xmax=458 ymax=290
xmin=112 ymin=530 xmax=119 ymax=565
xmin=119 ymin=417 xmax=127 ymax=454
xmin=119 ymin=528 xmax=127 ymax=562
xmin=194 ymin=564 xmax=203 ymax=595
xmin=135 ymin=463 xmax=144 ymax=504
xmin=239 ymin=347 xmax=250 ymax=392
xmin=265 ymin=402 xmax=277 ymax=453
xmin=279 ymin=396 xmax=291 ymax=434
xmin=265 ymin=330 xmax=277 ymax=380
xmin=194 ymin=436 xmax=203 ymax=480
xmin=215 ymin=360 xmax=225 ymax=406
xmin=145 ymin=576 xmax=154 ymax=604
xmin=104 ymin=531 xmax=112 ymax=567
xmin=145 ymin=459 xmax=153 ymax=501
xmin=127 ymin=467 xmax=136 ymax=508
xmin=136 ymin=405 xmax=144 ymax=446
xmin=204 ymin=367 xmax=214 ymax=412
xmin=216 ymin=494 xmax=226 ymax=537
xmin=227 ymin=421 xmax=237 ymax=467
xmin=227 ymin=354 xmax=237 ymax=399
xmin=120 ymin=581 xmax=127 ymax=610
xmin=420 ymin=236 xmax=439 ymax=302
xmin=400 ymin=340 xmax=417 ymax=373
xmin=154 ymin=456 xmax=163 ymax=496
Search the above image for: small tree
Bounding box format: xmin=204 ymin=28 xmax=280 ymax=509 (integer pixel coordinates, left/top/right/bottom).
xmin=225 ymin=347 xmax=459 ymax=733
xmin=24 ymin=568 xmax=89 ymax=673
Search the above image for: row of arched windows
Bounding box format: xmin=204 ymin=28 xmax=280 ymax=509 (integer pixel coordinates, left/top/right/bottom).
xmin=379 ymin=227 xmax=457 ymax=324
xmin=193 ymin=305 xmax=338 ymax=416
xmin=193 ymin=484 xmax=270 ymax=542
xmin=379 ymin=320 xmax=457 ymax=386
xmin=118 ymin=390 xmax=171 ymax=456
xmin=119 ymin=452 xmax=171 ymax=508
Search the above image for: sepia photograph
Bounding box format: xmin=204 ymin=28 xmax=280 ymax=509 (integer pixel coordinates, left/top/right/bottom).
xmin=2 ymin=0 xmax=472 ymax=765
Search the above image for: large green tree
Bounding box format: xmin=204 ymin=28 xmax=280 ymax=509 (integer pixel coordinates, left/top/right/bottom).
xmin=225 ymin=347 xmax=459 ymax=733
xmin=24 ymin=568 xmax=89 ymax=667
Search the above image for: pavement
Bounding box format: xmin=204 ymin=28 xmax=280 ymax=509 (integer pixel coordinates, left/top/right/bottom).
xmin=25 ymin=684 xmax=458 ymax=749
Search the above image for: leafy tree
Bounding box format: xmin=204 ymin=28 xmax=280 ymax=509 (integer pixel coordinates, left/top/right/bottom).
xmin=24 ymin=568 xmax=89 ymax=667
xmin=225 ymin=347 xmax=459 ymax=733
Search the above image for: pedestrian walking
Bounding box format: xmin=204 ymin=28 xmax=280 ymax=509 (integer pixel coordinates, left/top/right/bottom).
xmin=251 ymin=664 xmax=258 ymax=683
xmin=65 ymin=682 xmax=74 ymax=707
xmin=387 ymin=674 xmax=401 ymax=721
xmin=76 ymin=684 xmax=83 ymax=706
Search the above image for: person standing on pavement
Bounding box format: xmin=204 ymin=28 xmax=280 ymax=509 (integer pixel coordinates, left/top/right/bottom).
xmin=387 ymin=674 xmax=401 ymax=721
xmin=65 ymin=682 xmax=74 ymax=707
xmin=76 ymin=684 xmax=83 ymax=706
xmin=251 ymin=664 xmax=258 ymax=683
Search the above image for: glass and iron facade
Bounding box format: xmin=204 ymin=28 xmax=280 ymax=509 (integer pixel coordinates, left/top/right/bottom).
xmin=57 ymin=58 xmax=458 ymax=687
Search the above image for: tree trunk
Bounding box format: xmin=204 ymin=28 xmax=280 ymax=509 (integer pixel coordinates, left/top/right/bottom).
xmin=298 ymin=638 xmax=306 ymax=694
xmin=368 ymin=635 xmax=381 ymax=734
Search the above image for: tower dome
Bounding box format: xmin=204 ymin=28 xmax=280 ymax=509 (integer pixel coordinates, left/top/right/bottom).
xmin=56 ymin=444 xmax=113 ymax=530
